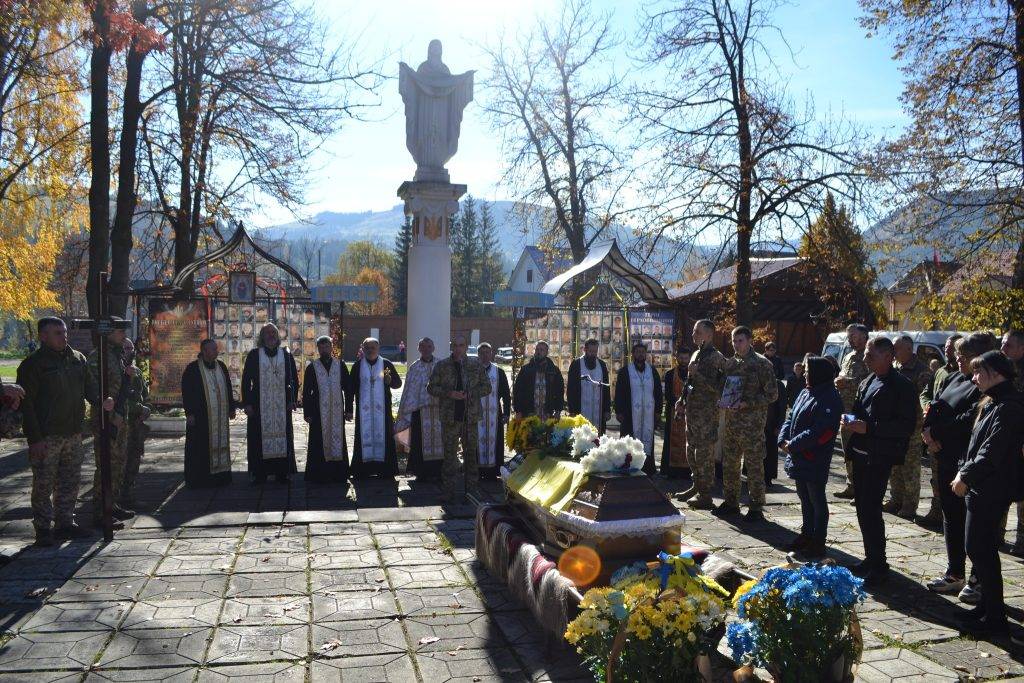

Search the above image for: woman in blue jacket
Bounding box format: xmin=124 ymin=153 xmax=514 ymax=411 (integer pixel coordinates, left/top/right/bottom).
xmin=778 ymin=356 xmax=842 ymax=558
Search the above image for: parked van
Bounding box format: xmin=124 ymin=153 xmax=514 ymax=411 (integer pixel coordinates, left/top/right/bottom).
xmin=821 ymin=330 xmax=960 ymax=367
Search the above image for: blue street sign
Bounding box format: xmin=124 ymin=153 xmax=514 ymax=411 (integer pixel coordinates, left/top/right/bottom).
xmin=493 ymin=290 xmax=556 ymax=309
xmin=311 ymin=284 xmax=380 ymax=303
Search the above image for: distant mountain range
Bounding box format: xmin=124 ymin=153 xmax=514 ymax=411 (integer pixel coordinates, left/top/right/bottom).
xmin=257 ymin=201 xmax=541 ymax=276
xmin=862 ymin=191 xmax=1006 ymax=288
xmin=256 ymin=194 xmax=996 ymax=290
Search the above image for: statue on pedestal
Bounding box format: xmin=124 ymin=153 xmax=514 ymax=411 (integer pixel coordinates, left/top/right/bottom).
xmin=399 ymin=40 xmax=474 ymax=183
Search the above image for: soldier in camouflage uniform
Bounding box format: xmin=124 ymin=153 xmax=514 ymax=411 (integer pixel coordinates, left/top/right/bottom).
xmin=87 ymin=324 xmax=133 ymax=528
xmin=719 ymin=326 xmax=779 ymax=520
xmin=17 ymin=317 xmax=108 ymax=546
xmin=120 ymin=339 xmax=151 ymax=508
xmin=834 ymin=324 xmax=871 ymax=499
xmin=884 ymin=335 xmax=933 ymax=519
xmin=1000 ymin=330 xmax=1024 ymax=553
xmin=427 ymin=335 xmax=493 ymax=503
xmin=675 ymin=319 xmax=727 ymax=509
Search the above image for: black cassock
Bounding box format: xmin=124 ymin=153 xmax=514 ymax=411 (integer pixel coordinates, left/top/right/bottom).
xmin=511 ymin=359 xmax=565 ymax=416
xmin=302 ymin=357 xmax=350 ymax=484
xmin=566 ymin=357 xmax=612 ymax=434
xmin=614 ymin=363 xmax=664 ymax=476
xmin=347 ymin=357 xmax=402 ymax=479
xmin=241 ymin=346 xmax=299 ymax=479
xmin=182 ymin=359 xmax=235 ymax=488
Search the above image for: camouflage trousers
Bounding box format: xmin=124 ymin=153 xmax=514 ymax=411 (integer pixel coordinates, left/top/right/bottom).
xmin=121 ymin=420 xmax=150 ymax=503
xmin=841 ymin=430 xmax=854 ymax=485
xmin=722 ymin=410 xmax=768 ymax=510
xmin=686 ymin=406 xmax=720 ymax=498
xmin=441 ymin=421 xmax=479 ymax=500
xmin=29 ymin=435 xmax=85 ymax=531
xmin=93 ymin=425 xmax=128 ymax=513
xmin=687 ymin=439 xmax=717 ymax=497
xmin=887 ymin=432 xmax=923 ymax=513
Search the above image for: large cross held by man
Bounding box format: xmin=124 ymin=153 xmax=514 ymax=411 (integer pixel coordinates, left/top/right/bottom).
xmin=72 ymin=272 xmax=132 ymax=542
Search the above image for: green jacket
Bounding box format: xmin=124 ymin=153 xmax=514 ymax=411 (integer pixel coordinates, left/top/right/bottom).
xmin=426 ymin=356 xmax=492 ymax=424
xmin=921 ymin=362 xmax=954 ymax=409
xmin=17 ymin=345 xmax=97 ymax=444
xmin=126 ymin=365 xmax=150 ymax=420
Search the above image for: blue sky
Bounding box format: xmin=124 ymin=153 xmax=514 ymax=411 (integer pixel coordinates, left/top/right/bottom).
xmin=256 ymin=0 xmax=907 ymax=226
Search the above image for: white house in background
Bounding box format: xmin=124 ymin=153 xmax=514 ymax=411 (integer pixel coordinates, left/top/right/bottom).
xmin=508 ymin=245 xmax=575 ymax=292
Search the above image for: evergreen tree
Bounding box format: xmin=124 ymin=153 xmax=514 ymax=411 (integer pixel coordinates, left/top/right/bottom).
xmin=477 ymin=200 xmax=506 ymax=316
xmin=451 ymin=196 xmax=480 ymax=316
xmin=798 ymin=192 xmax=881 ymax=327
xmin=390 ymin=216 xmax=412 ymax=315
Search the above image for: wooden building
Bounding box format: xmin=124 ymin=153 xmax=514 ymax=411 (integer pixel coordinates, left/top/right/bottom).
xmin=668 ymin=256 xmax=838 ymax=359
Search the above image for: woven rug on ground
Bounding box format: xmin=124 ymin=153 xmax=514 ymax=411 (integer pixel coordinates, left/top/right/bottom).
xmin=475 ymin=503 xmax=582 ymax=639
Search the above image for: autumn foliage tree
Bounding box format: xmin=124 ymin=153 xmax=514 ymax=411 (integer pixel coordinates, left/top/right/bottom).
xmin=0 ymin=1 xmax=85 ymax=319
xmin=139 ymin=0 xmax=381 ymax=294
xmin=350 ymin=268 xmax=393 ymax=316
xmin=861 ymin=0 xmax=1024 ymax=330
xmin=635 ymin=0 xmax=865 ymax=326
xmin=85 ymin=0 xmax=163 ymax=316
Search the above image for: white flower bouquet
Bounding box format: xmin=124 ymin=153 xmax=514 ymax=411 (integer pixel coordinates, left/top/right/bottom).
xmin=577 ymin=434 xmax=647 ymax=474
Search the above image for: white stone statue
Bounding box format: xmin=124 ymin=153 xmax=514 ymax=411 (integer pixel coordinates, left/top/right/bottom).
xmin=399 ymin=40 xmax=474 ymax=183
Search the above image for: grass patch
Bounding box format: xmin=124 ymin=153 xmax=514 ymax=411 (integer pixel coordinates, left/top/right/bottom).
xmin=871 ymin=631 xmax=923 ymax=652
xmin=436 ymin=532 xmax=455 ymax=557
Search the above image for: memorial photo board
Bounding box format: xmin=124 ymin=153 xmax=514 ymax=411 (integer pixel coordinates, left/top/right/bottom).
xmin=148 ymin=299 xmax=209 ymax=405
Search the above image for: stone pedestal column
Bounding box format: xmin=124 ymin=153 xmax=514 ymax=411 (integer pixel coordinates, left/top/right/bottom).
xmin=398 ymin=180 xmax=466 ymax=359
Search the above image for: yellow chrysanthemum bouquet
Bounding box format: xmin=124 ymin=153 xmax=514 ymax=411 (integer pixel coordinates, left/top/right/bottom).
xmin=565 ymin=552 xmax=728 ymax=682
xmin=505 ymin=413 xmax=592 ymax=459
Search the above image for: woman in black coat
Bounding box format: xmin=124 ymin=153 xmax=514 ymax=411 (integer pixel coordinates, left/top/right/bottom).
xmin=951 ymin=351 xmax=1024 ymax=636
xmin=922 ymin=333 xmax=992 ymax=597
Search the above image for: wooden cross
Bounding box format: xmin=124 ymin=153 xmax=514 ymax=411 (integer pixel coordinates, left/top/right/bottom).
xmin=71 ymin=272 xmax=132 ymax=542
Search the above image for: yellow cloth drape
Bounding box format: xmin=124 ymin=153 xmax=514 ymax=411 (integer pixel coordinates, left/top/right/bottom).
xmin=505 ymin=452 xmax=589 ymax=513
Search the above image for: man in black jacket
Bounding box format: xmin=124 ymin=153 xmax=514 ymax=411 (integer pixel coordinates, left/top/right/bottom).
xmin=512 ymin=341 xmax=565 ymax=419
xmin=842 ymin=336 xmax=917 ymax=588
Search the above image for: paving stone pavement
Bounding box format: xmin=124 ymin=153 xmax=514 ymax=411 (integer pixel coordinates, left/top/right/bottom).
xmin=0 ymin=417 xmax=1021 ymax=681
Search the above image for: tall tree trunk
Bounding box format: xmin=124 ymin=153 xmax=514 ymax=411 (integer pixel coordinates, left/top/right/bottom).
xmin=1011 ymin=0 xmax=1024 ymax=328
xmin=110 ymin=1 xmax=150 ymax=317
xmin=734 ymin=88 xmax=754 ymax=327
xmin=87 ymin=0 xmax=112 ymax=318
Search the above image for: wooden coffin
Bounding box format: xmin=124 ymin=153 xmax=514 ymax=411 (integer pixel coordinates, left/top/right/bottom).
xmin=505 ymin=471 xmax=684 ymax=586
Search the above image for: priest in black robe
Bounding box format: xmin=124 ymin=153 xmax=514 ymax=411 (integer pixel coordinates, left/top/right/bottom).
xmin=476 ymin=343 xmax=512 ymax=480
xmin=302 ymin=336 xmax=350 ymax=484
xmin=347 ymin=337 xmax=402 ymax=479
xmin=395 ymin=338 xmax=443 ymax=481
xmin=566 ymin=338 xmax=611 ymax=434
xmin=241 ymin=323 xmax=299 ymax=483
xmin=512 ymin=341 xmax=564 ymax=418
xmin=182 ymin=339 xmax=236 ymax=488
xmin=614 ymin=342 xmax=664 ymax=476
xmin=661 ymin=346 xmax=692 ymax=479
